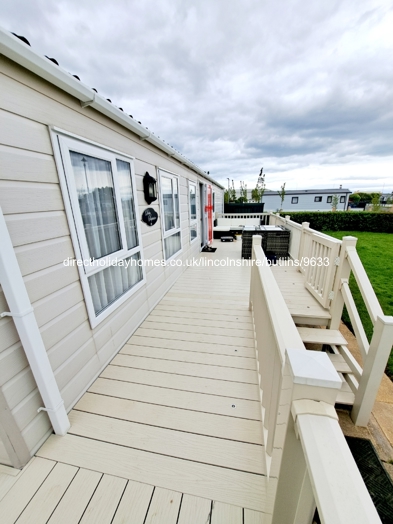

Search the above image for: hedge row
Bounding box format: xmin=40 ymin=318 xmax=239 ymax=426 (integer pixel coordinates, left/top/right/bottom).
xmin=278 ymin=212 xmax=393 ymax=233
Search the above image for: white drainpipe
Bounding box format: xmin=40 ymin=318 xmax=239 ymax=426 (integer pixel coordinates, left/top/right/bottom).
xmin=0 ymin=207 xmax=70 ymax=435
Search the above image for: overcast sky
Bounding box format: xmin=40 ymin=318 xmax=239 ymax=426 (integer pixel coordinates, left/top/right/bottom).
xmin=2 ymin=0 xmax=393 ymax=193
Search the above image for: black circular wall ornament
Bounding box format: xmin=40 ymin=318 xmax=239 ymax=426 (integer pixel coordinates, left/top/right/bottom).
xmin=142 ymin=207 xmax=158 ymax=226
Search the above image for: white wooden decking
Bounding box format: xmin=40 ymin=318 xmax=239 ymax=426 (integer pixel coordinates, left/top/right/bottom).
xmin=0 ymin=240 xmax=270 ymax=523
xmin=271 ymin=265 xmax=331 ymax=326
xmin=271 ymin=265 xmax=355 ymax=405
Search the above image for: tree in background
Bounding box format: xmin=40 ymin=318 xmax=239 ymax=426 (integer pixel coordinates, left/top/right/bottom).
xmin=278 ymin=182 xmax=286 ymax=211
xmin=252 ymin=168 xmax=266 ymax=203
xmin=371 ymin=193 xmax=382 ymax=212
xmin=238 ymin=180 xmax=248 ymax=203
xmin=230 ymin=180 xmax=236 ymax=202
xmin=349 ymin=193 xmax=361 ymax=205
xmin=251 ymin=187 xmax=260 ymax=202
xmin=331 ymin=194 xmax=339 ymax=211
xmin=225 ymin=181 xmax=237 ymax=203
xmin=356 ymin=192 xmax=373 ymax=204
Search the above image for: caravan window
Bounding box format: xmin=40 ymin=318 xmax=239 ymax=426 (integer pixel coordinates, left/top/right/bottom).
xmin=159 ymin=169 xmax=182 ymax=259
xmin=55 ymin=134 xmax=144 ymax=327
xmin=189 ymin=181 xmax=198 ymax=243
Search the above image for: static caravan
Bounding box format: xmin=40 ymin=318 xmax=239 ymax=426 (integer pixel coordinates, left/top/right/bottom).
xmin=261 ymin=188 xmax=352 ymax=211
xmin=0 ymin=29 xmax=223 ymax=468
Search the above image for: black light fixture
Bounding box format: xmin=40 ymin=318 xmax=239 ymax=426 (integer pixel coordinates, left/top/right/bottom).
xmin=143 ymin=172 xmax=157 ymax=204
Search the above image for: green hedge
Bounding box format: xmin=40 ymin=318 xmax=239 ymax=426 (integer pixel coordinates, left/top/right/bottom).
xmin=278 ymin=212 xmax=393 ymax=233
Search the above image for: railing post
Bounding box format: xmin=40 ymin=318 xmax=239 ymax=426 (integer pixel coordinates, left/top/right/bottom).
xmin=298 ymin=222 xmax=310 ymax=273
xmin=249 ymin=235 xmax=262 ymax=311
xmin=329 ymin=236 xmax=357 ymax=330
xmin=272 ymin=349 xmax=342 ymax=524
xmin=352 ymin=315 xmax=393 ymax=426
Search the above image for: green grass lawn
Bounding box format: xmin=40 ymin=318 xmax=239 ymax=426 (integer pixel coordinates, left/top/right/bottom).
xmin=325 ymin=231 xmax=393 ymax=377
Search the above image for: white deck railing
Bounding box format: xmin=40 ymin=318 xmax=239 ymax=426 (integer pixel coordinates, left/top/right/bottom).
xmin=249 ymin=236 xmax=382 ymax=523
xmin=249 ymin=236 xmax=305 ymax=457
xmin=270 ymin=214 xmax=341 ymax=308
xmin=215 ymin=212 xmax=270 ymax=220
xmin=269 ymin=213 xmax=393 ymax=427
xmin=329 ymin=237 xmax=393 ymax=426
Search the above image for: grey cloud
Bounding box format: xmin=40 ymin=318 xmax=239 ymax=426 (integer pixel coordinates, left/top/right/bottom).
xmin=1 ymin=0 xmax=392 ymax=191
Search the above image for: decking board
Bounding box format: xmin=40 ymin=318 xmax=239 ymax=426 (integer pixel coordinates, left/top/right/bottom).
xmin=271 ymin=265 xmax=331 ymax=324
xmin=101 ymin=364 xmax=260 ymax=400
xmin=126 ymin=335 xmax=256 ymax=357
xmin=74 ymin=392 xmax=263 ymax=444
xmin=68 ymin=410 xmax=265 ymax=474
xmin=111 ymin=354 xmax=258 ymax=383
xmin=37 ymin=434 xmax=267 ymax=511
xmin=121 ymin=344 xmax=257 ymax=369
xmin=89 ymin=377 xmax=261 ymax=419
xmin=4 ymin=241 xmax=274 ymax=519
xmin=141 ymin=318 xmax=254 ymax=338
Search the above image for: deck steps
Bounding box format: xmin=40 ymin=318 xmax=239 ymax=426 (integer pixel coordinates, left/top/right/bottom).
xmin=296 ymin=327 xmax=355 ymax=405
xmin=297 ymin=327 xmax=348 ymax=346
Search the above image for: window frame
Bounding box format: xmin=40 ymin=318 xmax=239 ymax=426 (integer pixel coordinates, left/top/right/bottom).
xmin=291 ymin=197 xmax=299 ymax=204
xmin=50 ymin=128 xmax=145 ymax=328
xmin=188 ymin=180 xmax=198 ymax=244
xmin=158 ymin=168 xmax=182 ymax=260
xmin=327 ymin=196 xmax=333 ymax=203
xmin=340 ymin=196 xmax=346 ymax=203
xmin=314 ymin=196 xmax=322 ymax=202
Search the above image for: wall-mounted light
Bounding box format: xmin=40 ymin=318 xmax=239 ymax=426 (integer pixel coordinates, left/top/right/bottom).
xmin=143 ymin=172 xmax=157 ymax=204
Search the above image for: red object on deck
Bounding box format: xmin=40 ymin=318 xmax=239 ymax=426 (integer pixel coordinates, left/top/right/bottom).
xmin=206 ymin=185 xmax=213 ymax=244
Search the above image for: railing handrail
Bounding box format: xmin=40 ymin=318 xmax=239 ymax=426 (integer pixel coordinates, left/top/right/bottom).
xmin=248 ymin=240 xmax=381 ymax=522
xmin=345 ymin=246 xmax=384 ymax=324
xmin=253 ymin=243 xmax=305 ymax=359
xmin=249 ymin=236 xmax=305 ymax=456
xmin=271 ymin=213 xmax=343 ymax=242
xmin=261 ymin=216 xmax=393 ymax=428
xmin=291 ymin=399 xmax=382 ymax=524
xmin=216 ymin=212 xmax=270 ymax=218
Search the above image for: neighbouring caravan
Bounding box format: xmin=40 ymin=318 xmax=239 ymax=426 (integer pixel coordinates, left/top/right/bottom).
xmin=0 ymin=29 xmax=223 ymax=467
xmin=235 ymin=188 xmax=352 ymax=211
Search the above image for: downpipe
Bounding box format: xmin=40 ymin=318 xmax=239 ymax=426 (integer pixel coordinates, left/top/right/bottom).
xmin=0 ymin=207 xmax=70 ymax=435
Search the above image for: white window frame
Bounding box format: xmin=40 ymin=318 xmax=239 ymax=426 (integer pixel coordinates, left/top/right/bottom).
xmin=188 ymin=180 xmax=198 ymax=244
xmin=158 ymin=168 xmax=182 ymax=260
xmin=50 ymin=128 xmax=145 ymax=328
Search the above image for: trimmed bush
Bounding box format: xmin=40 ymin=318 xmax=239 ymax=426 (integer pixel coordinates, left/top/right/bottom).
xmin=225 ymin=203 xmax=265 ymax=213
xmin=279 ymin=212 xmax=393 ymax=233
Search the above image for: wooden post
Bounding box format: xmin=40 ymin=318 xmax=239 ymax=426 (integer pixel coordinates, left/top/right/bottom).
xmin=328 ymin=236 xmax=357 ymax=330
xmin=249 ymin=235 xmax=262 ymax=311
xmin=352 ymin=315 xmax=393 ymax=426
xmin=271 ymin=413 xmax=316 ymax=524
xmin=271 ymin=349 xmax=342 ymax=524
xmin=298 ymin=222 xmax=310 ymax=271
xmin=295 ymin=404 xmax=381 ymax=523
